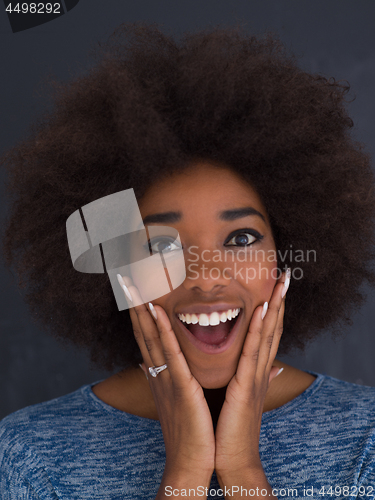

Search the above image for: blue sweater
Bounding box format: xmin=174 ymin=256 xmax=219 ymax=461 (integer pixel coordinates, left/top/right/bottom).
xmin=1 ymin=370 xmax=375 ymax=499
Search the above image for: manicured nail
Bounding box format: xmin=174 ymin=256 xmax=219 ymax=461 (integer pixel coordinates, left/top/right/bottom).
xmin=276 ymin=367 xmax=284 ymax=377
xmin=117 ymin=274 xmax=132 ymax=302
xmin=261 ymin=301 xmax=268 ymax=320
xmin=149 ymin=302 xmax=157 ymax=320
xmin=122 ymin=284 xmax=133 ymax=302
xmin=281 ymin=268 xmax=291 ymax=298
xmin=117 ymin=273 xmax=125 ymax=287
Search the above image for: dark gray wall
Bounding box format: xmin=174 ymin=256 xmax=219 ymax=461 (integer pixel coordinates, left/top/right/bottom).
xmin=1 ymin=0 xmax=375 ymax=420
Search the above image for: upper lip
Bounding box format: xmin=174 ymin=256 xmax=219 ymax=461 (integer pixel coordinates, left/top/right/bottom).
xmin=176 ymin=303 xmax=242 ymax=315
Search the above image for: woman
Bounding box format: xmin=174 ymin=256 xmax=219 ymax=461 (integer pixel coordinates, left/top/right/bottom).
xmin=1 ymin=22 xmax=375 ymax=499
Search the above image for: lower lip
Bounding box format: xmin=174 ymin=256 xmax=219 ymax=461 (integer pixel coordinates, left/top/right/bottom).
xmin=175 ymin=310 xmax=243 ymax=354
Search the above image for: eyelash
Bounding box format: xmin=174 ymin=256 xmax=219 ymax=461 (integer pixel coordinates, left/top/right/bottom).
xmin=144 ymin=228 xmax=264 ymax=254
xmin=224 ymin=228 xmax=264 ymax=247
xmin=144 ymin=237 xmax=181 ymax=254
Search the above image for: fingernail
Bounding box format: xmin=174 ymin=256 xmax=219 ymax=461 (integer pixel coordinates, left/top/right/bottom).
xmin=281 ymin=268 xmax=291 ymax=298
xmin=261 ymin=301 xmax=268 ymax=320
xmin=117 ymin=273 xmax=125 ymax=287
xmin=276 ymin=367 xmax=284 ymax=377
xmin=122 ymin=284 xmax=133 ymax=302
xmin=117 ymin=274 xmax=133 ymax=302
xmin=149 ymin=302 xmax=157 ymax=320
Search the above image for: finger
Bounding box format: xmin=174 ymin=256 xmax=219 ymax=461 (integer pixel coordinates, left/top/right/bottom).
xmin=120 ymin=275 xmax=133 ymax=288
xmin=129 ymin=289 xmax=167 ymax=371
xmin=151 ymin=304 xmax=194 ymax=386
xmin=256 ymin=270 xmax=289 ymax=373
xmin=117 ymin=275 xmax=164 ymax=368
xmin=116 ymin=273 xmax=135 ymax=305
xmin=266 ymin=299 xmax=285 ymax=373
xmin=281 ymin=267 xmax=291 ymax=299
xmin=130 ymin=303 xmax=155 ymax=369
xmin=235 ymin=269 xmax=289 ymax=384
xmin=120 ymin=276 xmax=188 ymax=380
xmin=268 ymin=365 xmax=283 ymax=385
xmin=116 ymin=274 xmax=156 ymax=369
xmin=117 ymin=273 xmax=148 ymax=308
xmin=126 ymin=285 xmax=171 ymax=374
xmin=235 ymin=303 xmax=264 ymax=383
xmin=263 ymin=268 xmax=290 ymax=371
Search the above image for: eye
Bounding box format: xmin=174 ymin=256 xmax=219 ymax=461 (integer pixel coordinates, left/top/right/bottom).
xmin=224 ymin=229 xmax=263 ymax=247
xmin=146 ymin=237 xmax=182 ymax=254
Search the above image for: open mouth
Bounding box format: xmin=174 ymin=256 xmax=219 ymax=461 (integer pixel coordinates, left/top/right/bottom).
xmin=176 ymin=308 xmax=242 ymax=350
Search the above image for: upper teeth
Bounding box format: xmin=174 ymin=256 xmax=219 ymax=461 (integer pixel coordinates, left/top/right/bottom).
xmin=177 ymin=308 xmax=240 ymax=326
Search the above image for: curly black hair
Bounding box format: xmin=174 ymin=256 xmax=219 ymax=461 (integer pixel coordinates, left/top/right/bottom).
xmin=2 ymin=21 xmax=375 ymax=372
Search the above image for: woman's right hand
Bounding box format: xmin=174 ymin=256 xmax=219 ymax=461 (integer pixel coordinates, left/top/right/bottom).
xmin=119 ymin=276 xmax=215 ymax=494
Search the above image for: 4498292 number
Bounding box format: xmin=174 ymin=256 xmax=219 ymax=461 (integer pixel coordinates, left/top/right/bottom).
xmin=5 ymin=3 xmax=61 ymax=14
xmin=317 ymin=485 xmax=374 ymax=496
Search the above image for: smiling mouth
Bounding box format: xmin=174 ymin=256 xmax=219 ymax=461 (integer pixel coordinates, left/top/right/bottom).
xmin=177 ymin=309 xmax=242 ymax=346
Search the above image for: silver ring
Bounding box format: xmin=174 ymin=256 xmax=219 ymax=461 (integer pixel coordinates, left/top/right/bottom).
xmin=149 ymin=364 xmax=168 ymax=377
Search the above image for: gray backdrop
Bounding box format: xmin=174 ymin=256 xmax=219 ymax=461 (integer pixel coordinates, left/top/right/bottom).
xmin=1 ymin=0 xmax=375 ymax=420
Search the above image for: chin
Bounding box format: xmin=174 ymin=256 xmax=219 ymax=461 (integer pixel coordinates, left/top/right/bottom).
xmin=189 ymin=365 xmax=237 ymax=389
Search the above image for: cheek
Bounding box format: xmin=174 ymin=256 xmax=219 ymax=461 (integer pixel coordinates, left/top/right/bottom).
xmin=236 ymin=257 xmax=278 ymax=295
xmin=129 ymin=258 xmax=172 ymax=304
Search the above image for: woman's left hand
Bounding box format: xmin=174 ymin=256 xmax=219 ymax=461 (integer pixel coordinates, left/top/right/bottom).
xmin=214 ymin=269 xmax=290 ymax=484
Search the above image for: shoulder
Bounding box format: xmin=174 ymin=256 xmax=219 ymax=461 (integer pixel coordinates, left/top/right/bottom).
xmin=0 ymin=388 xmax=82 ymax=499
xmin=0 ymin=383 xmax=110 ymax=498
xmin=0 ymin=379 xmax=161 ymax=467
xmin=314 ymin=372 xmax=375 ymax=411
xmin=0 ymin=383 xmax=164 ymax=499
xmin=0 ymin=385 xmax=88 ymax=464
xmin=0 ymin=383 xmax=90 ymax=440
xmin=0 ymin=383 xmax=105 ymax=472
xmin=298 ymin=372 xmax=375 ymax=441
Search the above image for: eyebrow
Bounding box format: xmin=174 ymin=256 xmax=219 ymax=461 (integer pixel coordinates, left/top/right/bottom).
xmin=219 ymin=207 xmax=266 ymax=223
xmin=142 ymin=212 xmax=182 ymax=225
xmin=142 ymin=207 xmax=266 ymax=225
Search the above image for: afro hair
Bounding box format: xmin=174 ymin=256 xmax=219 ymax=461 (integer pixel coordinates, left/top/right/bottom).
xmin=2 ymin=22 xmax=375 ymax=371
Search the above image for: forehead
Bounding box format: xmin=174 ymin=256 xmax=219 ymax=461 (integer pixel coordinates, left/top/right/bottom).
xmin=139 ymin=161 xmax=267 ymax=216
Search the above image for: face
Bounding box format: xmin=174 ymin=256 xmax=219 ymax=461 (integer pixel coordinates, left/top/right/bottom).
xmin=136 ymin=161 xmax=278 ymax=389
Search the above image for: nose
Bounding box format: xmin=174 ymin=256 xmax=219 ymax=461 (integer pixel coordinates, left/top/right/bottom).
xmin=183 ymin=248 xmax=232 ymax=293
